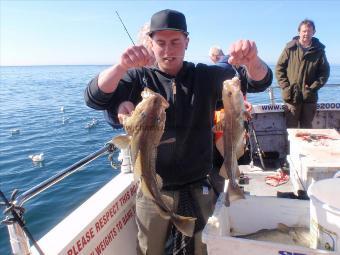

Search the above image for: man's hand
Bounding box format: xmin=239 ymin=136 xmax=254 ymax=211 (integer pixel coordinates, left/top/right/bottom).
xmin=120 ymin=45 xmax=155 ymax=70
xmin=117 ymin=101 xmax=135 ymax=124
xmin=228 ymin=40 xmax=258 ymax=66
xmin=228 ymin=40 xmax=267 ymax=81
xmin=98 ymin=46 xmax=155 ymax=94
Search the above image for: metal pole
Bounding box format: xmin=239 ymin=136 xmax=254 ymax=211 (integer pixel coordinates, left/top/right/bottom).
xmin=8 ymin=223 xmax=32 ymax=255
xmin=268 ymin=87 xmax=275 ymax=105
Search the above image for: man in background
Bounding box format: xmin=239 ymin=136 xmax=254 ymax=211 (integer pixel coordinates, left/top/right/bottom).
xmin=276 ymin=19 xmax=330 ymax=128
xmin=209 ymin=46 xmax=230 ymax=69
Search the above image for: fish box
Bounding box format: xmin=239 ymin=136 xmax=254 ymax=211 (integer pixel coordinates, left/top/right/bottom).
xmin=288 ymin=154 xmax=340 ymax=194
xmin=287 ymin=129 xmax=340 ymax=193
xmin=202 ymin=194 xmax=338 ymax=255
xmin=287 ymin=129 xmax=340 ymax=166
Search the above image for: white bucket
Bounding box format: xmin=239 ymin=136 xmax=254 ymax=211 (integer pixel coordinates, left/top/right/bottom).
xmin=307 ymin=176 xmax=340 ymax=251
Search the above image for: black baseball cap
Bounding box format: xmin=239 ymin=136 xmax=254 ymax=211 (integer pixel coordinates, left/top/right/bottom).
xmin=148 ymin=9 xmax=188 ymax=36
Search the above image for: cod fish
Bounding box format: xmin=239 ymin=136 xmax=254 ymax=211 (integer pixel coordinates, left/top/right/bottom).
xmin=235 ymin=223 xmax=311 ymax=248
xmin=113 ymin=88 xmax=196 ymax=237
xmin=216 ymin=77 xmax=246 ymax=206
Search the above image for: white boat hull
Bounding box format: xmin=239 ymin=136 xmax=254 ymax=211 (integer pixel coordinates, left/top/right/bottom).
xmin=31 ymin=173 xmax=138 ymax=255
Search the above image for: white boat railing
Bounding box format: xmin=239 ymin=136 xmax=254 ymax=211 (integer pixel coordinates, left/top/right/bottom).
xmin=264 ymin=83 xmax=340 ymax=105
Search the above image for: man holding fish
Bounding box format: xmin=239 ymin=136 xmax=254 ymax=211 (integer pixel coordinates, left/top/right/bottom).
xmin=85 ymin=9 xmax=272 ymax=255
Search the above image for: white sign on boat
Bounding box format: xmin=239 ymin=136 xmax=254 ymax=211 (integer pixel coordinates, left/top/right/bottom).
xmin=31 ymin=173 xmax=139 ymax=255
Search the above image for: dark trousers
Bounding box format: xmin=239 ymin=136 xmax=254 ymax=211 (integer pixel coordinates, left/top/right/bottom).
xmin=284 ymin=102 xmax=317 ymax=128
xmin=135 ymin=181 xmax=216 ymax=255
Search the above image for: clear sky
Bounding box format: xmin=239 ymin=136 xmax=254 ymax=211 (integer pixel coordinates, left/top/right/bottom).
xmin=1 ymin=0 xmax=339 ymax=66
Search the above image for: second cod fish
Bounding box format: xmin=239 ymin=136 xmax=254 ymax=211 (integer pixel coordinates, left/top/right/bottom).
xmin=216 ymin=77 xmax=246 ymax=206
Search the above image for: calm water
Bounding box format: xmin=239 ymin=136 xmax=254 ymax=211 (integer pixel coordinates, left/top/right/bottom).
xmin=0 ymin=65 xmax=339 ymax=254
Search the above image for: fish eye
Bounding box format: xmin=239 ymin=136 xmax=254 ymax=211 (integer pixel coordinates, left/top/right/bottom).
xmin=228 ymin=91 xmax=232 ymax=96
xmin=140 ymin=112 xmax=146 ymax=118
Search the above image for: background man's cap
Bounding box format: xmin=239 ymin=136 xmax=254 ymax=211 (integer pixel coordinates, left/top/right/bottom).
xmin=148 ymin=9 xmax=188 ymax=36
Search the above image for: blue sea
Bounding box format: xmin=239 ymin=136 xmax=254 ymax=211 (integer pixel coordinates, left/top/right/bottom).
xmin=0 ymin=65 xmax=339 ymax=254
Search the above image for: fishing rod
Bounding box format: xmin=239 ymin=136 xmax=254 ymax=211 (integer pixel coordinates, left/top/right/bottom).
xmin=115 ymin=10 xmax=136 ymax=46
xmin=115 ymin=10 xmax=148 ymax=88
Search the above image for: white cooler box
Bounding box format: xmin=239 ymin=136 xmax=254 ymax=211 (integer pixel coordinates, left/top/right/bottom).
xmin=287 ymin=129 xmax=340 ymax=193
xmin=288 ymin=154 xmax=340 ymax=193
xmin=287 ymin=128 xmax=340 ymax=165
xmin=202 ymin=194 xmax=339 ymax=255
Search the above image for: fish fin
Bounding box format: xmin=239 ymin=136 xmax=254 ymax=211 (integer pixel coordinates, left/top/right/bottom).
xmin=277 ymin=223 xmax=290 ymax=233
xmin=112 ymin=134 xmax=131 ymax=149
xmin=156 ymin=174 xmax=163 ymax=189
xmin=161 ymin=194 xmax=173 ymax=208
xmin=157 ymin=208 xmax=171 ymax=220
xmin=157 ymin=195 xmax=174 ymax=219
xmin=172 ymin=215 xmax=197 ymax=237
xmin=159 ymin=137 xmax=176 ymax=145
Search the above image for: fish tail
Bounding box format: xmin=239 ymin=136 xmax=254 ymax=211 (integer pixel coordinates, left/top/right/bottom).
xmin=172 ymin=215 xmax=197 ymax=237
xmin=157 ymin=195 xmax=196 ymax=237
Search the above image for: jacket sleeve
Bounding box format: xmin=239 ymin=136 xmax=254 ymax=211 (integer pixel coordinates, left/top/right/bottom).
xmin=240 ymin=65 xmax=273 ymax=94
xmin=84 ymin=69 xmax=143 ymax=113
xmin=310 ymin=52 xmax=330 ymax=91
xmin=275 ymin=48 xmax=290 ymax=88
xmin=211 ymin=63 xmax=272 ymax=99
xmin=84 ymin=75 xmax=115 ymax=110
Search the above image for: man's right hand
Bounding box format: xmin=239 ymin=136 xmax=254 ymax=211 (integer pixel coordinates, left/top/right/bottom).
xmin=98 ymin=46 xmax=154 ymax=93
xmin=120 ymin=45 xmax=155 ymax=70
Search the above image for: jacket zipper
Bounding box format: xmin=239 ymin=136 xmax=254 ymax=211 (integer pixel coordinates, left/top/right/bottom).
xmin=172 ymin=79 xmax=176 ymax=103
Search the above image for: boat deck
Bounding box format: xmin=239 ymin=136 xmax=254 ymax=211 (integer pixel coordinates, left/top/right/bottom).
xmin=239 ymin=165 xmax=294 ymax=197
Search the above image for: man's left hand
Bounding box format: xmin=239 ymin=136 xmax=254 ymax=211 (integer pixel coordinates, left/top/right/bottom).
xmin=117 ymin=101 xmax=135 ymax=124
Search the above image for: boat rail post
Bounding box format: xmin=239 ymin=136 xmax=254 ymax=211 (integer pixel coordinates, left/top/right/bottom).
xmin=268 ymin=86 xmax=275 ymax=105
xmin=1 ymin=189 xmax=44 ymax=255
xmin=7 ymin=223 xmax=31 ymax=254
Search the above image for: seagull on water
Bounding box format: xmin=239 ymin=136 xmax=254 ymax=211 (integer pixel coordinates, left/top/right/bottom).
xmin=28 ymin=153 xmax=45 ymax=162
xmin=10 ymin=128 xmax=20 ymax=135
